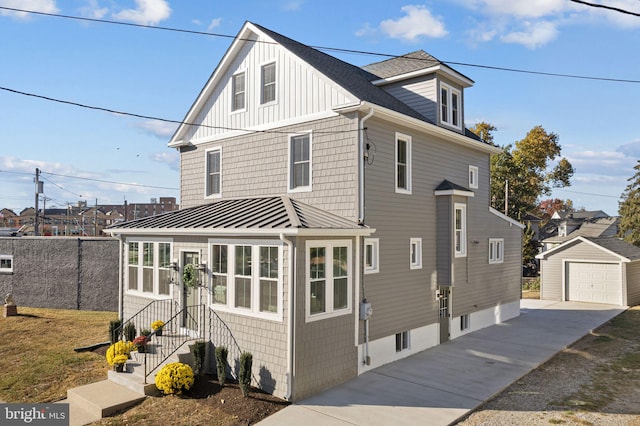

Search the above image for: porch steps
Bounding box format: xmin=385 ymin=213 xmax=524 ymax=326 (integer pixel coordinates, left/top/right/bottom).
xmin=108 ymin=337 xmax=196 ymax=396
xmin=65 ymin=380 xmax=146 ymax=426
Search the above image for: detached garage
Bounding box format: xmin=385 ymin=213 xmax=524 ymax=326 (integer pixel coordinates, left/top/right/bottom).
xmin=537 ymin=236 xmax=640 ymax=307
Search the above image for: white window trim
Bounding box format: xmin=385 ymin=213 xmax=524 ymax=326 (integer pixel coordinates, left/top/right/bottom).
xmin=287 ymin=131 xmax=313 ymax=193
xmin=454 ymin=203 xmax=467 ymax=258
xmin=460 ymin=314 xmax=470 ymax=331
xmin=125 ymin=237 xmax=174 ymax=299
xmin=410 ymin=238 xmax=422 ymax=270
xmin=395 ymin=132 xmax=412 ymax=194
xmin=469 ymin=165 xmax=478 ymax=189
xmin=364 ymin=238 xmax=379 ymax=274
xmin=305 ymin=240 xmax=353 ymax=322
xmin=440 ymin=82 xmax=462 ymax=130
xmin=207 ymin=239 xmax=283 ymax=322
xmin=0 ymin=255 xmax=13 ymax=274
xmin=395 ymin=331 xmax=410 ymax=352
xmin=204 ymin=146 xmax=222 ymax=199
xmin=231 ymin=70 xmax=247 ymax=113
xmin=489 ymin=238 xmax=504 ymax=264
xmin=259 ymin=61 xmax=277 ymax=106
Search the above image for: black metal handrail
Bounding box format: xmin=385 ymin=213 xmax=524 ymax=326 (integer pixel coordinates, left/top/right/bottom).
xmin=116 ymin=299 xmax=177 ymax=342
xmin=143 ymin=304 xmax=204 ymax=382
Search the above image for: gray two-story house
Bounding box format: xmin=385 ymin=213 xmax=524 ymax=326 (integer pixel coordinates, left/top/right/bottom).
xmin=107 ymin=21 xmax=523 ymax=401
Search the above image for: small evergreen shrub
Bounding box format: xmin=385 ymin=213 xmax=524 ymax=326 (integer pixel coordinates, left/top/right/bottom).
xmin=155 ymin=362 xmax=194 ymax=395
xmin=192 ymin=341 xmax=206 ymax=376
xmin=109 ymin=319 xmax=122 ymax=344
xmin=215 ymin=346 xmax=228 ymax=386
xmin=239 ymin=351 xmax=252 ymax=397
xmin=123 ymin=322 xmax=137 ymax=342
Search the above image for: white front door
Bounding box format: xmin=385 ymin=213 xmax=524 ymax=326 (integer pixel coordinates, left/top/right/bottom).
xmin=181 ymin=251 xmax=200 ymax=334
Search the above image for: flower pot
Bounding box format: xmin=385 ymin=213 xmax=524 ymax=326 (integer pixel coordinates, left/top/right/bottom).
xmin=138 ymin=345 xmax=146 ymax=353
xmin=155 ymin=328 xmax=163 ymax=336
xmin=114 ymin=364 xmax=125 ymax=373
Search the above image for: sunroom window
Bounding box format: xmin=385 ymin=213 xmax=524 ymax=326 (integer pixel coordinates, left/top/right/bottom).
xmin=306 ymin=240 xmax=352 ymax=321
xmin=126 ymin=239 xmax=173 ymax=297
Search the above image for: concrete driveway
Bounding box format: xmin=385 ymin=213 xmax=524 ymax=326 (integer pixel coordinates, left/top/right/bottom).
xmin=258 ymin=299 xmax=626 ymax=426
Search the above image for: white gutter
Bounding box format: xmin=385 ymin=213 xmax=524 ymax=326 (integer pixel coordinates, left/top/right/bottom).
xmin=116 ymin=235 xmax=124 ymax=319
xmin=359 ymin=106 xmax=375 ymax=224
xmin=280 ymin=233 xmax=295 ymax=400
xmin=106 ymin=227 xmax=374 ymax=238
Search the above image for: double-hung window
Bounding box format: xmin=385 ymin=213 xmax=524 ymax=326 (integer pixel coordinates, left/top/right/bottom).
xmin=440 ymin=82 xmax=461 ymax=129
xmin=289 ymin=132 xmax=312 ymax=192
xmin=454 ymin=203 xmax=467 ymax=257
xmin=211 ymin=244 xmax=228 ymax=304
xmin=127 ymin=239 xmax=172 ymax=297
xmin=0 ymin=255 xmax=13 ymax=273
xmin=306 ymin=240 xmax=352 ymax=321
xmin=209 ymin=241 xmax=282 ymax=319
xmin=489 ymin=238 xmax=504 ymax=264
xmin=205 ymin=147 xmax=222 ymax=198
xmin=231 ymin=72 xmax=246 ymax=111
xmin=261 ymin=62 xmax=276 ymax=104
xmin=395 ymin=133 xmax=412 ymax=194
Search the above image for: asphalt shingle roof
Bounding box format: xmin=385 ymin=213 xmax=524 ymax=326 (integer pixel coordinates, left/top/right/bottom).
xmin=361 ymin=50 xmax=443 ymax=79
xmin=586 ymin=237 xmax=640 ymax=261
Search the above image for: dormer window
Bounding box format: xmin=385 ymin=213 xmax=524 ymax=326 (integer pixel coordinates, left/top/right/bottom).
xmin=440 ymin=82 xmax=461 ymax=130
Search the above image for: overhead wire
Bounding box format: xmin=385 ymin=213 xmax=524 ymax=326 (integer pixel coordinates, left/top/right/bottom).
xmin=570 ymin=0 xmax=640 ymax=17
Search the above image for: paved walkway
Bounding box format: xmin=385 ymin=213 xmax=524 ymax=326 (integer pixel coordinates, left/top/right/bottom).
xmin=258 ymin=300 xmax=626 ymax=426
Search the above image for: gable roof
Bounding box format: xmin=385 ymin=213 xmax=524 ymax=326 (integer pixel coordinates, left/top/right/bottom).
xmin=106 ymin=196 xmax=372 ymax=237
xmin=543 ymin=216 xmax=619 ymax=244
xmin=169 ymin=21 xmax=491 ymax=150
xmin=537 ymin=236 xmax=640 ymax=262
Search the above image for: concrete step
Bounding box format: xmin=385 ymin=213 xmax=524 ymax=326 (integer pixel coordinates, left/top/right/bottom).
xmin=107 ymin=339 xmax=197 ymax=396
xmin=66 ymin=380 xmax=146 ymax=423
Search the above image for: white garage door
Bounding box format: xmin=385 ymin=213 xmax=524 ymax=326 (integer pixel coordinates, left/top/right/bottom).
xmin=566 ymin=262 xmax=621 ymax=304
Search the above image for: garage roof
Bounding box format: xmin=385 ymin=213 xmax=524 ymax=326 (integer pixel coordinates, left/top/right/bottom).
xmin=537 ymin=236 xmax=640 ymax=262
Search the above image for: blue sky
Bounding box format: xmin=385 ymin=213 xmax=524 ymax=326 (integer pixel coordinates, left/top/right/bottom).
xmin=1 ymin=0 xmax=639 ymax=216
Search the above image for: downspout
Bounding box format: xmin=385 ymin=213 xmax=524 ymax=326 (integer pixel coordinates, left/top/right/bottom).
xmin=358 ymin=106 xmax=375 ymax=224
xmin=358 ymin=106 xmax=375 ymax=367
xmin=280 ymin=233 xmax=295 ymax=400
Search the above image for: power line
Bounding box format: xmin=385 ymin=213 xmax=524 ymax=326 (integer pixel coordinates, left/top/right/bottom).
xmin=554 ymin=187 xmax=622 ymax=199
xmin=570 ymin=0 xmax=640 ymax=17
xmin=2 ymin=6 xmax=640 ymax=85
xmin=41 ymin=171 xmax=179 ymax=191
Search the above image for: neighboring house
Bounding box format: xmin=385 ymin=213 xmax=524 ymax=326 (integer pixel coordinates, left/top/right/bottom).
xmin=536 ymin=236 xmax=640 ymax=306
xmin=542 ymin=215 xmax=618 ymax=252
xmin=107 ymin=22 xmax=523 ymax=401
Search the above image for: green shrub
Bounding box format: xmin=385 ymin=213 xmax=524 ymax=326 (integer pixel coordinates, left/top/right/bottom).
xmin=215 ymin=346 xmax=228 ymax=386
xmin=109 ymin=319 xmax=122 ymax=344
xmin=239 ymin=351 xmax=252 ymax=397
xmin=123 ymin=322 xmax=136 ymax=342
xmin=192 ymin=341 xmax=206 ymax=376
xmin=140 ymin=328 xmax=152 ymax=337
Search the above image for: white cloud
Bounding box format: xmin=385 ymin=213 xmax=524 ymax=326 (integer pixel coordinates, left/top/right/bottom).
xmin=457 ymin=0 xmax=570 ymax=19
xmin=150 ymin=151 xmax=179 ymax=172
xmin=500 ymin=20 xmax=560 ymax=49
xmin=282 ymin=0 xmax=305 ymax=11
xmin=0 ymin=0 xmax=58 ymax=19
xmin=379 ymin=5 xmax=448 ymax=41
xmin=207 ymin=18 xmax=222 ymax=32
xmin=112 ymin=0 xmax=171 ymax=25
xmin=136 ymin=120 xmax=177 ymax=138
xmin=79 ymin=0 xmax=108 ymax=19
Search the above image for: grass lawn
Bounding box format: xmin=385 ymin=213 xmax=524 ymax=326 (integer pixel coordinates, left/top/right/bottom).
xmin=0 ymin=307 xmax=117 ymax=402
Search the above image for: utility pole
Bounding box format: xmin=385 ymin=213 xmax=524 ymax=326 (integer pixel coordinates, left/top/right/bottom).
xmin=34 ymin=168 xmax=43 ymax=236
xmin=94 ymin=198 xmax=98 ymax=236
xmin=504 ymin=179 xmax=509 ymax=216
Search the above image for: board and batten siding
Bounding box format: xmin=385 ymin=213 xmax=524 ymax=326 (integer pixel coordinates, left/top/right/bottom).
xmin=359 ymin=115 xmax=495 ymax=341
xmin=183 ymin=32 xmax=357 ymax=143
xmin=180 ymin=115 xmax=360 ymax=220
xmin=540 ymin=240 xmax=621 ymax=301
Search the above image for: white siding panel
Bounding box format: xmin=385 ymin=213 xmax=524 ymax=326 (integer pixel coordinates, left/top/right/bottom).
xmin=183 ymin=34 xmax=357 ymax=144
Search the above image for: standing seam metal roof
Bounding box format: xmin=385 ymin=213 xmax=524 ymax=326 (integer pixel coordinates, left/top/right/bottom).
xmin=107 ymin=197 xmax=364 ymax=231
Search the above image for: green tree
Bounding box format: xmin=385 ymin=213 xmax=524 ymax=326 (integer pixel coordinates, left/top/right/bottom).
xmin=478 ymin=125 xmax=574 ymax=221
xmin=618 ymin=160 xmax=640 ymax=246
xmin=470 ymin=122 xmax=496 ymax=145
